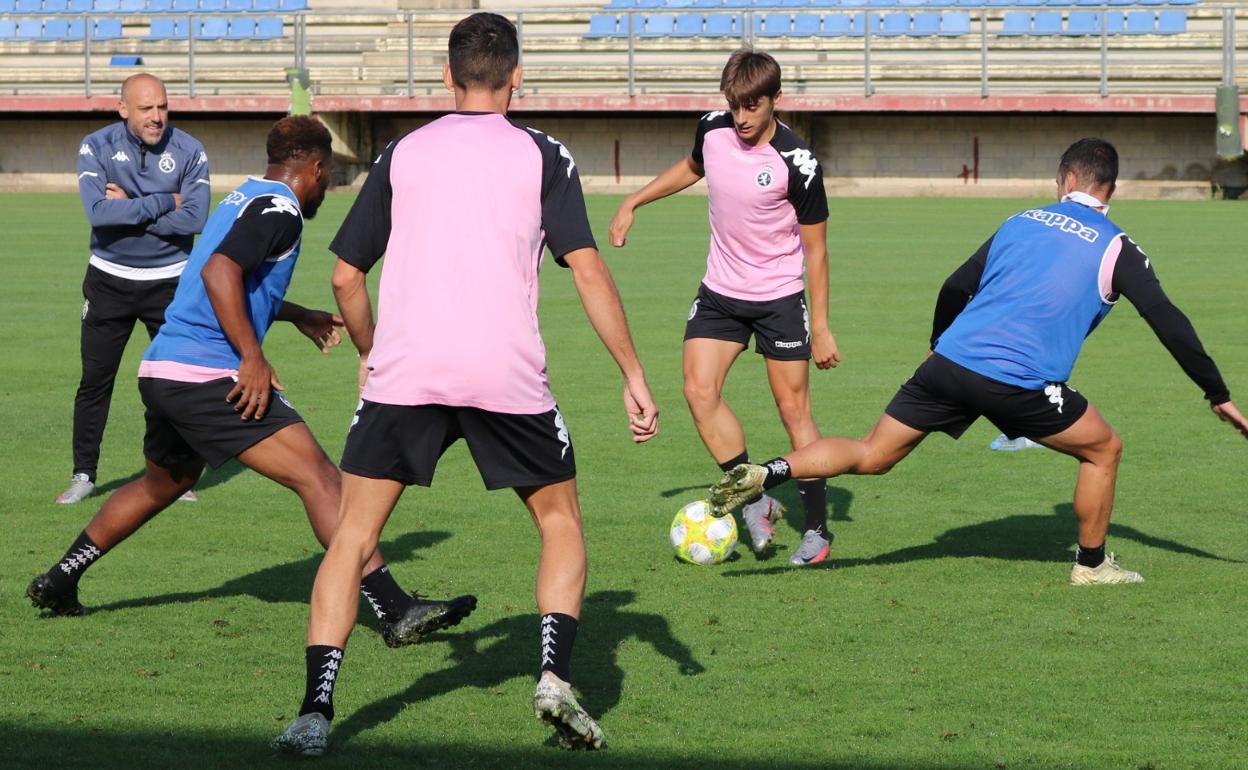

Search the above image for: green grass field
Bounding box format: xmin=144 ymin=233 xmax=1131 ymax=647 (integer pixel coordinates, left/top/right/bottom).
xmin=1 ymin=192 xmax=1245 ymax=769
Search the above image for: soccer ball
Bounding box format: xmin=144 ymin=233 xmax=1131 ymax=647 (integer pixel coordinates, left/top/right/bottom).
xmin=669 ymin=499 xmax=737 ymax=565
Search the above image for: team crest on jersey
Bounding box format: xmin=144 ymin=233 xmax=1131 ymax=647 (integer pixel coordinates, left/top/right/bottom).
xmin=756 ymin=165 xmax=774 ymax=188
xmin=111 ymin=151 xmax=130 ymax=163
xmin=79 ymin=144 xmax=93 ymax=156
xmin=158 ymin=152 xmax=176 ymax=173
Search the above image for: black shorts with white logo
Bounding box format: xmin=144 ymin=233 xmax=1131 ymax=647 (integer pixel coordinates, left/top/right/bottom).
xmin=884 ymin=353 xmax=1088 ymax=441
xmin=138 ymin=376 xmax=304 ymax=469
xmin=683 ymin=283 xmax=810 ymax=361
xmin=340 ymin=401 xmax=576 ymax=490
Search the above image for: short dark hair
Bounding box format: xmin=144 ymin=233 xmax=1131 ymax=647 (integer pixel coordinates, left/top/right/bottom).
xmin=448 ymin=13 xmax=519 ymax=91
xmin=720 ymin=49 xmax=782 ymax=109
xmin=1058 ymin=138 xmax=1118 ymax=188
xmin=266 ymin=115 xmax=332 ymax=165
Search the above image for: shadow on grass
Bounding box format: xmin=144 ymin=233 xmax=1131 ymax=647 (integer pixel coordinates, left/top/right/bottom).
xmin=94 ymin=459 xmax=247 ymax=497
xmin=722 ymin=502 xmax=1239 ymax=577
xmin=334 ymin=589 xmax=705 ymax=747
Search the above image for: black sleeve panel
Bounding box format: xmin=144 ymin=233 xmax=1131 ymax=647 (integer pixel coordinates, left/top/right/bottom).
xmin=771 ymin=123 xmax=828 ymax=225
xmin=1113 ymin=237 xmax=1230 ymax=403
xmin=329 ymin=136 xmax=401 ymax=273
xmin=523 ymin=124 xmax=596 ymax=267
xmin=691 ymin=111 xmax=732 ymax=167
xmin=216 ymin=196 xmax=303 ymax=274
xmin=929 ymin=235 xmax=992 ymax=347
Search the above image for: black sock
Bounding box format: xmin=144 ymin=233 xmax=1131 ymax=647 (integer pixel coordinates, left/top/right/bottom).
xmin=539 ymin=613 xmax=578 ymax=683
xmin=759 ymin=457 xmax=793 ymax=490
xmin=300 ymin=645 xmax=344 ymax=721
xmin=46 ymin=531 xmax=104 ymax=594
xmin=1076 ymin=543 xmax=1106 ymax=568
xmin=719 ymin=451 xmax=762 ymax=505
xmin=360 ymin=565 xmax=412 ymax=624
xmin=798 ymin=480 xmax=828 ymax=537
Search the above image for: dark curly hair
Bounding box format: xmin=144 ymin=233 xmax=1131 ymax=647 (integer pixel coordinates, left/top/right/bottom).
xmin=266 ymin=115 xmax=332 ymax=165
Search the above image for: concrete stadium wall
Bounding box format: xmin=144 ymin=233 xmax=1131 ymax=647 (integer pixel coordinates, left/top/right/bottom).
xmin=0 ymin=111 xmax=1216 ymax=199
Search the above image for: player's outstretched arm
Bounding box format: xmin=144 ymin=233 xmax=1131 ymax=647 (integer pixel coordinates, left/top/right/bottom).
xmin=201 ymin=252 xmax=280 ymax=420
xmin=608 ymin=156 xmax=704 ymax=248
xmin=563 ymin=247 xmax=659 ymax=443
xmin=800 ymin=221 xmax=840 ymax=370
xmin=276 ymin=301 xmax=344 ymax=354
xmin=331 ymin=258 xmax=376 ymax=393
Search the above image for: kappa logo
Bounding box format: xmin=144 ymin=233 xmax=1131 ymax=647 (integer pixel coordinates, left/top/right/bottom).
xmin=801 ymin=299 xmax=810 ymax=344
xmin=766 ymin=458 xmax=790 ymax=477
xmin=197 ymin=150 xmax=208 ymax=166
xmin=220 ymin=190 xmax=247 ymax=206
xmin=261 ymin=197 xmax=300 ymax=217
xmin=688 ymin=298 xmax=700 ymax=321
xmin=349 ymin=399 xmax=364 ymax=430
xmin=158 ymin=152 xmax=176 ymax=174
xmin=1044 ymin=383 xmax=1065 ymax=414
xmin=79 ymin=144 xmax=93 ymax=156
xmin=81 ymin=299 xmax=89 ymax=320
xmin=779 ymin=148 xmax=819 ymax=189
xmin=528 ymin=129 xmax=577 ymax=178
xmin=111 ymin=150 xmax=130 ymax=163
xmin=1017 ymin=209 xmax=1099 ymax=243
xmin=756 ymin=165 xmax=774 ymax=188
xmin=703 ymin=110 xmax=728 ymax=121
xmin=553 ymin=407 xmax=571 ymax=459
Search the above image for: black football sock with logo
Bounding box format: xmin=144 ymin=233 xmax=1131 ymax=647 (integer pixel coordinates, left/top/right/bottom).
xmin=1076 ymin=543 xmax=1106 ymax=568
xmin=719 ymin=451 xmax=762 ymax=505
xmin=300 ymin=645 xmax=344 ymax=721
xmin=45 ymin=531 xmax=105 ymax=595
xmin=798 ymin=479 xmax=828 ymax=537
xmin=539 ymin=613 xmax=578 ymax=683
xmin=360 ymin=565 xmax=412 ymax=624
xmin=759 ymin=457 xmax=794 ymax=490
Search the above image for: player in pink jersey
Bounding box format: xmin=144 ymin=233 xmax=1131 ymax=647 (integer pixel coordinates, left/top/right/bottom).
xmin=274 ymin=13 xmax=659 ymax=756
xmin=610 ymin=50 xmax=839 ymax=566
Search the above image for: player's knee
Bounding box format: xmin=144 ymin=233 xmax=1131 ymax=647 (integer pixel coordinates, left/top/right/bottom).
xmin=774 ymin=396 xmax=812 ymax=431
xmin=1102 ymin=432 xmax=1124 ymax=466
xmin=854 ymin=450 xmax=897 ymax=476
xmin=682 ymin=379 xmax=720 ymax=411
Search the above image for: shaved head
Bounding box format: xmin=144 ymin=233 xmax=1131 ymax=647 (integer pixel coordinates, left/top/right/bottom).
xmin=118 ymin=73 xmax=169 ymax=147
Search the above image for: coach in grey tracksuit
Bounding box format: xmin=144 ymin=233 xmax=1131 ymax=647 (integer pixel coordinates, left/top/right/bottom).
xmin=60 ymin=73 xmax=210 ymax=504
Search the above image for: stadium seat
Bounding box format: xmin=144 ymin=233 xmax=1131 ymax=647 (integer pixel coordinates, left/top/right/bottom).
xmin=1012 ymin=0 xmax=1043 ymax=5
xmin=759 ymin=12 xmax=790 ymax=37
xmin=878 ymin=11 xmax=907 ymax=37
xmin=14 ymin=19 xmax=40 ymax=39
xmin=147 ymin=17 xmax=180 ymax=38
xmin=200 ymin=0 xmax=225 ymax=10
xmin=1166 ymin=0 xmax=1198 ymax=4
xmin=818 ymin=12 xmax=850 ymax=36
xmin=109 ymin=53 xmax=142 ymax=64
xmin=43 ymin=0 xmax=69 ymax=11
xmin=607 ymin=0 xmax=634 ymax=8
xmin=584 ymin=14 xmax=618 ymax=38
xmin=1104 ymin=11 xmax=1123 ymax=36
xmin=65 ymin=0 xmax=91 ymax=10
xmin=0 ymin=0 xmax=14 ymax=13
xmin=0 ymin=20 xmax=15 ymax=40
xmin=939 ymin=11 xmax=969 ymax=36
xmin=672 ymin=12 xmax=702 ymax=36
xmin=692 ymin=0 xmax=721 ymax=6
xmin=792 ymin=12 xmax=819 ymax=36
xmin=1063 ymin=11 xmax=1099 ymax=36
xmin=15 ymin=0 xmax=39 ymax=13
xmin=922 ymin=0 xmax=956 ymax=6
xmin=1156 ymin=10 xmax=1185 ymax=35
xmin=641 ymin=13 xmax=675 ymax=36
xmin=1136 ymin=0 xmax=1166 ymax=5
xmin=1032 ymin=11 xmax=1061 ymax=35
xmin=722 ymin=0 xmax=749 ymax=8
xmin=1107 ymin=0 xmax=1134 ymax=4
xmin=847 ymin=11 xmax=865 ymax=37
xmin=146 ymin=0 xmax=172 ymax=11
xmin=253 ymin=0 xmax=278 ymax=10
xmin=838 ymin=0 xmax=868 ymax=6
xmin=664 ymin=0 xmax=694 ymax=7
xmin=1124 ymin=10 xmax=1154 ymax=35
xmin=41 ymin=19 xmax=70 ymax=39
xmin=807 ymin=0 xmax=839 ymax=6
xmin=172 ymin=0 xmax=195 ymax=10
xmin=66 ymin=17 xmax=85 ymax=37
xmin=999 ymin=11 xmax=1029 ymax=36
xmin=226 ymin=0 xmax=251 ymax=10
xmin=93 ymin=17 xmax=122 ymax=38
xmin=280 ymin=0 xmax=307 ymax=8
xmin=909 ymin=11 xmax=939 ymax=36
xmin=635 ymin=0 xmax=663 ymax=7
xmin=196 ymin=16 xmax=227 ymax=38
xmin=867 ymin=0 xmax=897 ymax=6
xmin=703 ymin=12 xmax=735 ymax=36
xmin=226 ymin=16 xmax=255 ymax=38
xmin=119 ymin=0 xmax=145 ymax=12
xmin=93 ymin=0 xmax=119 ymax=10
xmin=254 ymin=15 xmax=282 ymax=37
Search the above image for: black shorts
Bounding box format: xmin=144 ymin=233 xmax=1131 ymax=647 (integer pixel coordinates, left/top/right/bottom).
xmin=683 ymin=283 xmax=810 ymax=361
xmin=339 ymin=401 xmax=576 ymax=490
xmin=884 ymin=354 xmax=1088 ymax=441
xmin=139 ymin=376 xmax=304 ymax=469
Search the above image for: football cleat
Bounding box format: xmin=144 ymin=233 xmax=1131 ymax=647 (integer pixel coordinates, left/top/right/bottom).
xmin=533 ymin=673 xmax=605 ymax=750
xmin=740 ymin=494 xmax=784 ymax=554
xmin=381 ymin=593 xmax=478 ymax=648
xmin=272 ymin=712 xmax=330 ymax=757
xmin=26 ymin=573 xmax=86 ymax=617
xmin=789 ymin=529 xmax=831 ymax=566
xmin=56 ymin=473 xmax=95 ymax=504
xmin=710 ymin=463 xmax=768 ymax=513
xmin=177 ymin=489 xmax=199 ymax=502
xmin=1070 ymin=553 xmax=1144 ymax=586
xmin=989 ymin=434 xmax=1042 ymax=452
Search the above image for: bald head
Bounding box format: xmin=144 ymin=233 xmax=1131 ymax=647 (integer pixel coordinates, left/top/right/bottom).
xmin=118 ymin=74 xmax=169 ymax=147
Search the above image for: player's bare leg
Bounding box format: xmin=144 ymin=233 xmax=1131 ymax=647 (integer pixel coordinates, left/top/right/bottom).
xmin=1034 ymin=404 xmax=1140 ymax=584
xmin=765 ymin=357 xmax=830 ymax=564
xmin=516 ymin=479 xmax=604 ymax=750
xmin=682 ymin=337 xmax=748 ymax=461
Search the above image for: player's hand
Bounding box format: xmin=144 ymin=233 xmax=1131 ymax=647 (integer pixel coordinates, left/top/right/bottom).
xmin=292 ymin=308 xmax=344 ymax=353
xmin=608 ymin=205 xmax=634 ymax=248
xmin=172 ymin=192 xmax=183 ymax=209
xmin=624 ymin=376 xmax=658 ymax=443
xmin=228 ymin=353 xmax=282 ymax=420
xmin=357 ymin=352 xmax=371 ymax=395
xmin=105 ymin=182 xmax=129 ymax=200
xmin=1211 ymin=400 xmax=1248 ymax=439
xmin=812 ymin=328 xmax=840 ymax=370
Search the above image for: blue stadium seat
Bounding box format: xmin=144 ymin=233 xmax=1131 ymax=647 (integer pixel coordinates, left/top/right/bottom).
xmin=635 ymin=0 xmax=663 ymax=7
xmin=1063 ymin=11 xmax=1099 ymax=36
xmin=939 ymin=10 xmax=969 ymax=36
xmin=692 ymin=0 xmax=722 ymax=7
xmin=792 ymin=12 xmax=819 ymax=36
xmin=93 ymin=0 xmax=119 ymax=10
xmin=146 ymin=0 xmax=172 ymax=11
xmin=66 ymin=17 xmax=85 ymax=37
xmin=584 ymin=14 xmax=618 ymax=38
xmin=0 ymin=0 xmax=15 ymax=13
xmin=226 ymin=0 xmax=251 ymax=10
xmin=1074 ymin=0 xmax=1101 ymax=6
xmin=703 ymin=12 xmax=735 ymax=35
xmin=608 ymin=13 xmax=641 ymax=37
xmin=759 ymin=12 xmax=790 ymax=37
xmin=818 ymin=12 xmax=849 ymax=36
xmin=42 ymin=19 xmax=69 ymax=39
xmin=607 ymin=0 xmax=634 ymax=8
xmin=909 ymin=11 xmax=939 ymax=36
xmin=838 ymin=0 xmax=868 ymax=6
xmin=806 ymin=0 xmax=839 ymax=6
xmin=68 ymin=0 xmax=92 ymax=12
xmin=196 ymin=15 xmax=227 ymax=38
xmin=93 ymin=18 xmax=122 ymax=38
xmin=1012 ymin=0 xmax=1043 ymax=5
xmin=44 ymin=0 xmax=70 ymax=12
xmin=672 ymin=12 xmax=702 ymax=36
xmin=878 ymin=11 xmax=907 ymax=37
xmin=922 ymin=0 xmax=956 ymax=6
xmin=255 ymin=15 xmax=282 ymax=37
xmin=15 ymin=19 xmax=41 ymax=39
xmin=1107 ymin=0 xmax=1134 ymax=4
xmin=867 ymin=0 xmax=896 ymax=6
xmin=253 ymin=0 xmax=278 ymax=10
xmin=15 ymin=0 xmax=40 ymax=13
xmin=147 ymin=17 xmax=179 ymax=38
xmin=641 ymin=13 xmax=675 ymax=36
xmin=110 ymin=53 xmax=143 ymax=64
xmin=664 ymin=0 xmax=694 ymax=7
xmin=1124 ymin=10 xmax=1153 ymax=35
xmin=172 ymin=0 xmax=195 ymax=10
xmin=999 ymin=11 xmax=1029 ymax=36
xmin=1166 ymin=0 xmax=1198 ymax=4
xmin=1032 ymin=11 xmax=1061 ymax=35
xmin=279 ymin=0 xmax=307 ymax=8
xmin=226 ymin=16 xmax=254 ymax=38
xmin=200 ymin=0 xmax=225 ymax=10
xmin=1136 ymin=0 xmax=1166 ymax=5
xmin=1104 ymin=11 xmax=1123 ymax=36
xmin=119 ymin=0 xmax=145 ymax=12
xmin=0 ymin=20 xmax=15 ymax=40
xmin=1157 ymin=10 xmax=1185 ymax=35
xmin=722 ymin=0 xmax=749 ymax=7
xmin=847 ymin=11 xmax=865 ymax=37
xmin=953 ymin=0 xmax=980 ymax=6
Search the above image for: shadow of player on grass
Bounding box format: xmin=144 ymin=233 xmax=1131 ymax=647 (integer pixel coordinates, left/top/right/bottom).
xmin=85 ymin=529 xmax=453 ymax=617
xmin=721 ymin=502 xmax=1239 ymax=578
xmin=94 ymin=458 xmax=247 ymax=497
xmin=333 ymin=588 xmax=705 ymax=747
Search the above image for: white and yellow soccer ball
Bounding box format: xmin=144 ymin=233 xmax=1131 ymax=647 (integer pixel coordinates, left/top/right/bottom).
xmin=669 ymin=499 xmax=738 ymax=565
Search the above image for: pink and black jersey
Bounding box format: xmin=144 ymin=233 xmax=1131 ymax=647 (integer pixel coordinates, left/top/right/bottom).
xmin=329 ymin=112 xmax=595 ymax=414
xmin=692 ymin=111 xmax=828 ymax=301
